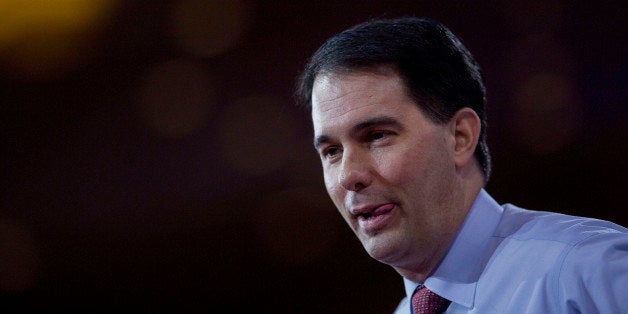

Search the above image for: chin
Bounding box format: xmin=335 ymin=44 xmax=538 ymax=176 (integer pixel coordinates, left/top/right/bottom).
xmin=362 ymin=234 xmax=402 ymax=263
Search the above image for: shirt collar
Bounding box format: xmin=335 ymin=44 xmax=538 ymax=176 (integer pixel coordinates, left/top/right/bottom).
xmin=402 ymin=189 xmax=504 ymax=309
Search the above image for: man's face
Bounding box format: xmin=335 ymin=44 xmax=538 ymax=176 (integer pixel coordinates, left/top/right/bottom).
xmin=311 ymin=69 xmax=463 ymax=273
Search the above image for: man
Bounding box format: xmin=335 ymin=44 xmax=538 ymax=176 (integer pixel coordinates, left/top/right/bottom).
xmin=296 ymin=17 xmax=628 ymax=313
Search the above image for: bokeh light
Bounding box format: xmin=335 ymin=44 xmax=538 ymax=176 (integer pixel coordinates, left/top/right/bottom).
xmin=512 ymin=72 xmax=582 ymax=154
xmin=503 ymin=31 xmax=582 ymax=154
xmin=166 ymin=0 xmax=251 ymax=58
xmin=0 ymin=217 xmax=38 ymax=293
xmin=136 ymin=58 xmax=217 ymax=139
xmin=0 ymin=0 xmax=118 ymax=80
xmin=216 ymin=95 xmax=299 ymax=177
xmin=1 ymin=1 xmax=625 ymax=312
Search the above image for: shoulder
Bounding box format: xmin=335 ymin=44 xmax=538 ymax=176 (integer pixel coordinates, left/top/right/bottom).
xmin=557 ymin=227 xmax=628 ymax=312
xmin=495 ymin=204 xmax=628 ymax=279
xmin=483 ymin=204 xmax=626 ymax=282
xmin=496 ymin=204 xmax=628 ymax=312
xmin=496 ymin=204 xmax=627 ymax=245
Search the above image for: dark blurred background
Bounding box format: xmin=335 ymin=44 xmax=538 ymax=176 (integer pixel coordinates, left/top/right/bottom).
xmin=1 ymin=0 xmax=626 ymax=312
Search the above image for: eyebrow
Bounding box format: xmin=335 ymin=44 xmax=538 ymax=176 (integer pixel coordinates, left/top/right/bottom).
xmin=313 ymin=116 xmax=401 ymax=150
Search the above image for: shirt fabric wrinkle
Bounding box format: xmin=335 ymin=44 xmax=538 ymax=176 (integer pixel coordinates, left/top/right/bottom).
xmin=394 ymin=189 xmax=628 ymax=314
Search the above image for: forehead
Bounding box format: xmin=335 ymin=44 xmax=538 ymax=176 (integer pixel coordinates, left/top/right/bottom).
xmin=311 ymin=69 xmax=414 ymax=132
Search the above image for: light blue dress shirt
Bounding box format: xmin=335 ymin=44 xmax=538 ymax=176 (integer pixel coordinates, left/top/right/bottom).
xmin=394 ymin=189 xmax=628 ymax=313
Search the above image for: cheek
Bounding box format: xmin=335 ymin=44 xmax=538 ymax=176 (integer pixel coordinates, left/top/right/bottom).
xmin=375 ymin=148 xmax=425 ymax=184
xmin=323 ymin=168 xmax=335 ymax=192
xmin=323 ymin=169 xmax=343 ymax=202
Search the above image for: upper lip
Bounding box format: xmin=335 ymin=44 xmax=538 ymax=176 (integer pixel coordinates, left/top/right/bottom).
xmin=349 ymin=203 xmax=392 ymax=218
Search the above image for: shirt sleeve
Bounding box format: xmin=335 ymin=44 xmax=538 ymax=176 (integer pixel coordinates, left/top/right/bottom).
xmin=557 ymin=231 xmax=628 ymax=313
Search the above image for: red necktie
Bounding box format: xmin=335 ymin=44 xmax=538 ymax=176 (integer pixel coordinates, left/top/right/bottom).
xmin=411 ymin=285 xmax=451 ymax=314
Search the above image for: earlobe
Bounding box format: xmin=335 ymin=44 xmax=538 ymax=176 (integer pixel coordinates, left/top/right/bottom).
xmin=452 ymin=108 xmax=481 ymax=167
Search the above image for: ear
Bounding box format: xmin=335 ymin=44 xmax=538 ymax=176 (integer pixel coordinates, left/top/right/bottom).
xmin=449 ymin=107 xmax=481 ymax=168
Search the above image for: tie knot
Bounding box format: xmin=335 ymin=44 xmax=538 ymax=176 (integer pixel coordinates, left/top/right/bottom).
xmin=411 ymin=285 xmax=450 ymax=314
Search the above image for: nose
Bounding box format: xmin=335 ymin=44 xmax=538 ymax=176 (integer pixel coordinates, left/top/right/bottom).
xmin=338 ymin=148 xmax=372 ymax=192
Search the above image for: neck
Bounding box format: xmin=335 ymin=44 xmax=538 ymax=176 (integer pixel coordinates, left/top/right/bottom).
xmin=394 ymin=162 xmax=485 ymax=283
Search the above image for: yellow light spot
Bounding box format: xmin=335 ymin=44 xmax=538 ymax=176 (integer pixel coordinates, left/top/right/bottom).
xmin=0 ymin=0 xmax=118 ymax=79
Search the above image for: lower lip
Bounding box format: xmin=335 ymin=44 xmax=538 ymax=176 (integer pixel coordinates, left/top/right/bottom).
xmin=358 ymin=204 xmax=395 ymax=232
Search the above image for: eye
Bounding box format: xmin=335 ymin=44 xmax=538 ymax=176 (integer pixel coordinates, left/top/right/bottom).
xmin=368 ymin=130 xmax=392 ymax=142
xmin=321 ymin=146 xmax=342 ymax=160
xmin=325 ymin=146 xmax=339 ymax=156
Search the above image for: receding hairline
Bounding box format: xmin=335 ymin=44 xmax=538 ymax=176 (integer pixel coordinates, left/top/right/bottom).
xmin=311 ymin=63 xmax=420 ymax=108
xmin=313 ymin=63 xmax=401 ymax=86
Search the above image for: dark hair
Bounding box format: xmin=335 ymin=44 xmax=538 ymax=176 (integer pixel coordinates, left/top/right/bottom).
xmin=296 ymin=17 xmax=491 ymax=182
